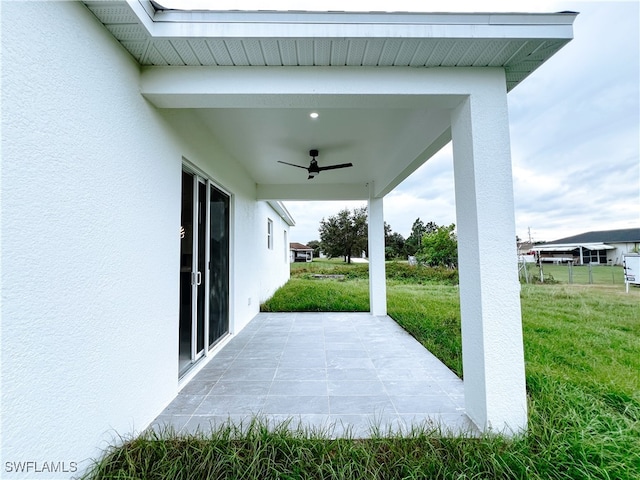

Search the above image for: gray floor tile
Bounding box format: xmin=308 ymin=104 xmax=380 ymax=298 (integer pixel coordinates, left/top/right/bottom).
xmin=327 ymin=357 xmax=376 ymax=369
xmin=274 ymin=368 xmax=327 ymax=381
xmin=209 ymin=380 xmax=272 ymax=396
xmin=161 ymin=395 xmax=206 ymax=415
xmin=230 ymin=356 xmax=280 ymax=368
xmin=389 ymin=395 xmax=462 ymax=414
xmin=325 ymin=346 xmax=369 ymax=357
xmin=179 ymin=380 xmax=217 ymax=396
xmin=269 ymin=380 xmax=328 ymax=396
xmin=376 ymin=367 xmax=433 ymax=381
xmin=329 ymin=395 xmax=396 ymax=415
xmin=327 ymin=367 xmax=380 ymax=382
xmin=146 ymin=414 xmax=192 ymax=435
xmin=382 ymin=379 xmax=445 ymax=396
xmin=194 ymin=395 xmax=267 ymax=415
xmin=279 ymin=354 xmax=326 ymax=368
xmin=193 ymin=367 xmax=229 ymax=380
xmin=263 ymin=395 xmax=330 ymax=414
xmin=220 ymin=367 xmax=277 ymax=382
xmin=328 ymin=380 xmax=386 ymax=396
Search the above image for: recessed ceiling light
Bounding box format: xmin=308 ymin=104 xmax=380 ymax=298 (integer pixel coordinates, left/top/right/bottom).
xmin=309 ymin=112 xmax=319 ymax=119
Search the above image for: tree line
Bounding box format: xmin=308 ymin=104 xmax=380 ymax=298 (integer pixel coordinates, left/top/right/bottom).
xmin=308 ymin=207 xmax=457 ymax=267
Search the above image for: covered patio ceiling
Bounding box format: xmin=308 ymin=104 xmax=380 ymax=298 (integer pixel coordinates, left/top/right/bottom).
xmin=84 ymin=1 xmax=576 ymax=201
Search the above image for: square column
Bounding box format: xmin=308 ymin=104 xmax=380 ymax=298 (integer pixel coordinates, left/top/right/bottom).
xmin=450 ymin=76 xmax=527 ymax=434
xmin=368 ymin=185 xmax=387 ymax=316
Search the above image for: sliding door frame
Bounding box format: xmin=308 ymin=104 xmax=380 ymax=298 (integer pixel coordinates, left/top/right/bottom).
xmin=180 ymin=160 xmax=233 ymax=378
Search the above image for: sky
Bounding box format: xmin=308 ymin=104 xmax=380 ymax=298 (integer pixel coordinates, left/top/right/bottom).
xmin=164 ymin=0 xmax=640 ymax=244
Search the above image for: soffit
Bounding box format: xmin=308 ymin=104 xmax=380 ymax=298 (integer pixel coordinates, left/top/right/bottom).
xmin=83 ymin=1 xmax=576 ymax=91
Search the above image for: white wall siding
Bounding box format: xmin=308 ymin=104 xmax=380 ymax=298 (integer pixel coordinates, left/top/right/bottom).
xmin=1 ymin=2 xmax=289 ymax=476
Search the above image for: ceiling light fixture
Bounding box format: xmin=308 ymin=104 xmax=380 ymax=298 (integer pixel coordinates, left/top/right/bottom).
xmin=309 ymin=112 xmax=319 ymax=119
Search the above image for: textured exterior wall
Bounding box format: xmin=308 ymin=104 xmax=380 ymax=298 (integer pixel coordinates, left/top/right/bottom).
xmin=258 ymin=203 xmax=292 ymax=304
xmin=1 ymin=2 xmax=290 ymax=477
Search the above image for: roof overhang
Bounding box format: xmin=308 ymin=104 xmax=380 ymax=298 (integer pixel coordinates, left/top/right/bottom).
xmin=533 ymin=243 xmax=616 ymax=252
xmin=85 ymin=1 xmax=576 ymax=90
xmin=268 ymin=201 xmax=296 ymax=226
xmin=83 ymin=1 xmax=576 ymax=201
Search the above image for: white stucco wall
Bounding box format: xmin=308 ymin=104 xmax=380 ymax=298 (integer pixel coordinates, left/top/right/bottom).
xmin=258 ymin=203 xmax=292 ymax=304
xmin=1 ymin=2 xmax=289 ymax=477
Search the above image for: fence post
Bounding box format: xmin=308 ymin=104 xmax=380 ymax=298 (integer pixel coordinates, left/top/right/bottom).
xmin=568 ymin=261 xmax=573 ymax=284
xmin=611 ymin=262 xmax=615 ymax=284
xmin=588 ymin=263 xmax=593 ymax=284
xmin=539 ymin=263 xmax=544 ymax=283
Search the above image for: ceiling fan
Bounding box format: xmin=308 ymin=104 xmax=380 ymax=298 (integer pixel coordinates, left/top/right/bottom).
xmin=278 ymin=149 xmax=353 ymax=180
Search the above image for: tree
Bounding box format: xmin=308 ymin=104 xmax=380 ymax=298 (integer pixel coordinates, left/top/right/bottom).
xmin=405 ymin=218 xmax=437 ymax=255
xmin=306 ymin=240 xmax=321 ymax=258
xmin=384 ymin=222 xmax=406 ymax=260
xmin=319 ymin=207 xmax=368 ymax=263
xmin=416 ymin=223 xmax=458 ymax=267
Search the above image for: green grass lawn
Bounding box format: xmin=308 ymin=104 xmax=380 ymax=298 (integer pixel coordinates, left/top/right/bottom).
xmin=85 ymin=262 xmax=640 ymax=479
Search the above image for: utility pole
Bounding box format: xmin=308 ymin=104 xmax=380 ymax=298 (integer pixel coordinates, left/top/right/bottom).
xmin=527 ymin=226 xmax=532 ymax=244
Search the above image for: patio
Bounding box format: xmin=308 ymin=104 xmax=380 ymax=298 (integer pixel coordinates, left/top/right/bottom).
xmin=150 ymin=312 xmax=477 ymax=438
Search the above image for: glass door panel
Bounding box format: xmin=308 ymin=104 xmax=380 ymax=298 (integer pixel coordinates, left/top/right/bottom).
xmin=209 ymin=184 xmax=230 ymax=348
xmin=179 ymin=171 xmax=195 ymax=375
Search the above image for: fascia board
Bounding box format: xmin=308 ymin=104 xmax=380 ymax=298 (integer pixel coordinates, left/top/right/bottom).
xmin=145 ymin=20 xmax=575 ymax=42
xmin=267 ymin=201 xmax=296 ymax=227
xmin=132 ymin=7 xmax=576 ymax=41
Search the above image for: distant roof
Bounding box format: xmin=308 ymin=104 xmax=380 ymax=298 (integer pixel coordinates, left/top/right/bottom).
xmin=534 ymin=243 xmax=615 ymax=252
xmin=290 ymin=242 xmax=313 ymax=250
xmin=547 ymin=228 xmax=640 ymax=245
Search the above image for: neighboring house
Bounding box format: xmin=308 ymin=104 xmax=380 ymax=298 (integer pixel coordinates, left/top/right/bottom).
xmin=2 ymin=1 xmax=575 ymax=476
xmin=532 ymin=228 xmax=640 ymax=265
xmin=290 ymin=242 xmax=314 ymax=263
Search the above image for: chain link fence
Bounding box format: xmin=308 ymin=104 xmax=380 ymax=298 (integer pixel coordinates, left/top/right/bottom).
xmin=519 ymin=261 xmax=625 ymax=285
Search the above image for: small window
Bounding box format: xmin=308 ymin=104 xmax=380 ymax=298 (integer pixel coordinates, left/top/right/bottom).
xmin=267 ymin=219 xmax=273 ymax=249
xmin=284 ymin=230 xmax=288 ymax=262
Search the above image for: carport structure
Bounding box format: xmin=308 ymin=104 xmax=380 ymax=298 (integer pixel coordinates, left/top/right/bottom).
xmin=86 ymin=1 xmax=576 ymax=434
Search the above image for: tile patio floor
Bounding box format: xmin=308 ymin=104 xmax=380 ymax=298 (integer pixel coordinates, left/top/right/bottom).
xmin=150 ymin=312 xmax=478 ymax=438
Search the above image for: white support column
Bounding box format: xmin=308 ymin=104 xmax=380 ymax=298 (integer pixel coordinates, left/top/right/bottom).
xmin=450 ymin=78 xmax=527 ymax=435
xmin=368 ymin=184 xmax=387 ymax=316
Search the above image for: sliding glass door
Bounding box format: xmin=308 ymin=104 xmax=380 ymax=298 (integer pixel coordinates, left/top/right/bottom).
xmin=179 ymin=169 xmax=230 ymax=377
xmin=208 ymin=185 xmax=230 ymax=347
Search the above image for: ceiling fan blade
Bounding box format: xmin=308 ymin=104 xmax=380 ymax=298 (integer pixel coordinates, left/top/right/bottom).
xmin=317 ymin=163 xmax=354 ymax=171
xmin=278 ymin=160 xmax=309 ymax=170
